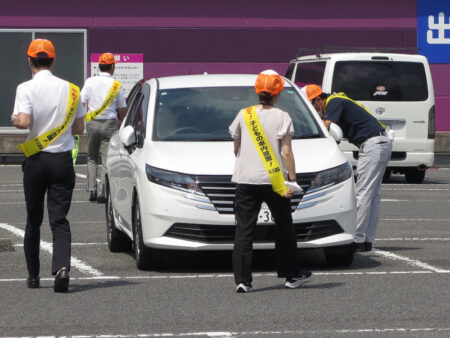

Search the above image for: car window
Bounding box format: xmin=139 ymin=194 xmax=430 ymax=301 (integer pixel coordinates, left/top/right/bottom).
xmin=125 ymin=83 xmax=150 ymax=138
xmin=293 ymin=61 xmax=326 ymax=87
xmin=285 ymin=63 xmax=295 ymax=80
xmin=126 ymin=79 xmax=144 ymax=105
xmin=152 ymin=86 xmax=323 ymax=141
xmin=331 ymin=61 xmax=428 ymax=101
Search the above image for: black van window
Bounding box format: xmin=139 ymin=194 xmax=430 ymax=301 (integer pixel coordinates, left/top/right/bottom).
xmin=294 ymin=61 xmax=326 ymax=87
xmin=332 ymin=61 xmax=428 ymax=101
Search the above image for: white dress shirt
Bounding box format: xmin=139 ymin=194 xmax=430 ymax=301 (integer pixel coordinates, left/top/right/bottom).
xmin=13 ymin=70 xmax=85 ymax=153
xmin=80 ymin=72 xmax=126 ymax=120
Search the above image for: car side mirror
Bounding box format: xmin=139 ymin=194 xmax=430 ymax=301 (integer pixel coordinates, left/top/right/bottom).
xmin=119 ymin=125 xmax=136 ymax=147
xmin=329 ymin=122 xmax=343 ymax=144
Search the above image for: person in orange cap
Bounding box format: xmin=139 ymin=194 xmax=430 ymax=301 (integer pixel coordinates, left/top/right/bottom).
xmin=304 ymin=84 xmax=392 ymax=252
xmin=80 ymin=52 xmax=127 ymax=203
xmin=229 ymin=70 xmax=312 ymax=293
xmin=11 ymin=39 xmax=85 ymax=292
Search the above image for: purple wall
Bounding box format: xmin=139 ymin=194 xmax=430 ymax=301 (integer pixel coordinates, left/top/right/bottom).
xmin=1 ymin=0 xmax=449 ymax=131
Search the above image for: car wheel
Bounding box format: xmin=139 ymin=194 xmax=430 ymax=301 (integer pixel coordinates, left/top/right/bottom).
xmin=405 ymin=168 xmax=425 ymax=184
xmin=105 ymin=180 xmax=132 ymax=252
xmin=324 ymin=244 xmax=354 ymax=267
xmin=132 ymin=196 xmax=153 ymax=270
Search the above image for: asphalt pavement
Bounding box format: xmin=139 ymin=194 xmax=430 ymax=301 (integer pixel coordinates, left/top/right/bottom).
xmin=0 ymin=165 xmax=449 ymax=337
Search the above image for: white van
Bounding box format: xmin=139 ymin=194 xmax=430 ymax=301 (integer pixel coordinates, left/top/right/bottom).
xmin=286 ymin=52 xmax=435 ymax=183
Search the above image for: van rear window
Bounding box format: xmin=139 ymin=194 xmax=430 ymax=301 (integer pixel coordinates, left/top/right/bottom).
xmin=331 ymin=61 xmax=428 ymax=101
xmin=293 ymin=61 xmax=326 ymax=87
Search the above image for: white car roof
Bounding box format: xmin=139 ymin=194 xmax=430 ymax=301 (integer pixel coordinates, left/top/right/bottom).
xmin=292 ymin=52 xmax=428 ymax=63
xmin=152 ymin=74 xmax=294 ymax=90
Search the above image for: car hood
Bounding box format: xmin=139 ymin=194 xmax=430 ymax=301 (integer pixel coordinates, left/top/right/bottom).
xmin=146 ymin=138 xmax=347 ymax=175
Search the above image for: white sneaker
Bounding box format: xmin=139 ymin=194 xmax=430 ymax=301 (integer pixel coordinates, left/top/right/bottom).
xmin=236 ymin=283 xmax=252 ymax=293
xmin=285 ymin=271 xmax=312 ymax=289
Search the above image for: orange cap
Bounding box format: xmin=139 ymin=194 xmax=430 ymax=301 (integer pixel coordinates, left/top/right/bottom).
xmin=27 ymin=39 xmax=55 ymax=58
xmin=99 ymin=53 xmax=115 ymax=64
xmin=255 ymin=70 xmax=285 ymax=96
xmin=305 ymin=84 xmax=322 ymax=101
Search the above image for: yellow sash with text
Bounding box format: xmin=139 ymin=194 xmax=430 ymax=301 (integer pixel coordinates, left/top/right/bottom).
xmin=18 ymin=83 xmax=80 ymax=157
xmin=243 ymin=105 xmax=288 ymax=197
xmin=85 ymin=80 xmax=121 ymax=122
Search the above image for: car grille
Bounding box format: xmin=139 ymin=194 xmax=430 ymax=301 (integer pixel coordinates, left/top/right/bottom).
xmin=164 ymin=220 xmax=343 ymax=243
xmin=196 ymin=173 xmax=317 ymax=215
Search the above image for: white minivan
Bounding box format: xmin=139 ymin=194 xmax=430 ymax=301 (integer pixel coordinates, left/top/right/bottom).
xmin=105 ymin=74 xmax=357 ymax=270
xmin=286 ymin=52 xmax=435 ymax=183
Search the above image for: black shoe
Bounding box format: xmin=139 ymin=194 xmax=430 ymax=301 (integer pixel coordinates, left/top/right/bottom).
xmin=236 ymin=282 xmax=252 ymax=293
xmin=354 ymin=241 xmax=372 ymax=252
xmin=89 ymin=191 xmax=97 ymax=202
xmin=96 ymin=195 xmax=106 ymax=203
xmin=285 ymin=271 xmax=312 ymax=289
xmin=27 ymin=276 xmax=40 ymax=288
xmin=54 ymin=268 xmax=69 ymax=293
xmin=354 ymin=242 xmax=366 ymax=252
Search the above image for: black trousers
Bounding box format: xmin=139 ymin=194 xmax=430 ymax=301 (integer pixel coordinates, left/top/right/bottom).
xmin=232 ymin=184 xmax=299 ymax=284
xmin=22 ymin=151 xmax=75 ymax=277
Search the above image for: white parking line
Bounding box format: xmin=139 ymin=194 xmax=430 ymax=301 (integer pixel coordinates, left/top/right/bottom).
xmin=0 ymin=327 xmax=449 ymax=338
xmin=0 ymin=201 xmax=92 ymax=205
xmin=381 ymin=218 xmax=450 ymax=222
xmin=14 ymin=242 xmax=108 ymax=247
xmin=0 ymin=270 xmax=448 ymax=284
xmin=0 ymin=327 xmax=447 ymax=337
xmin=377 ymin=237 xmax=450 ymax=241
xmin=0 ymin=188 xmax=86 ymax=193
xmin=383 ymin=188 xmax=449 ymax=191
xmin=0 ymin=223 xmax=103 ymax=277
xmin=372 ymin=249 xmax=449 ymax=273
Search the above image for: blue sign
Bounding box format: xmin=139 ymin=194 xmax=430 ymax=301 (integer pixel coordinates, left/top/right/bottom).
xmin=418 ymin=0 xmax=450 ymax=63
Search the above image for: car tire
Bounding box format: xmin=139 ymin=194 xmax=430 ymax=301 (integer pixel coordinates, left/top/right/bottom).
xmin=405 ymin=168 xmax=425 ymax=184
xmin=105 ymin=180 xmax=132 ymax=252
xmin=382 ymin=168 xmax=391 ymax=182
xmin=324 ymin=244 xmax=354 ymax=267
xmin=132 ymin=196 xmax=154 ymax=270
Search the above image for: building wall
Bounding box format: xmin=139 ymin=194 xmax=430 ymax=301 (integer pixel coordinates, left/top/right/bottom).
xmin=2 ymin=0 xmax=449 ymax=131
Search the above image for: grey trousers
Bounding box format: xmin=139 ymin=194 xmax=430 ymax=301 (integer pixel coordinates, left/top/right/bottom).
xmin=355 ymin=135 xmax=392 ymax=244
xmin=86 ymin=119 xmax=117 ymax=196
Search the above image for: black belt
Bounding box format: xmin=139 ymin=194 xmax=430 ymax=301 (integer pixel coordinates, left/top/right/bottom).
xmin=356 ymin=130 xmax=387 ymax=148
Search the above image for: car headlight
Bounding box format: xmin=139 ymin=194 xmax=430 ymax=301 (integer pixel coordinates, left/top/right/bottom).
xmin=308 ymin=161 xmax=353 ymax=192
xmin=145 ymin=164 xmax=205 ymax=195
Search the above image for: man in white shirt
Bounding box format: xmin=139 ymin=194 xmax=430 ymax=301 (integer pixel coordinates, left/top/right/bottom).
xmin=11 ymin=39 xmax=85 ymax=292
xmin=80 ymin=53 xmax=127 ymax=202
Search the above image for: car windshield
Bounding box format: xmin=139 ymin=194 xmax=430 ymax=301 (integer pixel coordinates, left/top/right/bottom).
xmin=152 ymin=86 xmax=322 ymax=141
xmin=332 ymin=61 xmax=428 ymax=101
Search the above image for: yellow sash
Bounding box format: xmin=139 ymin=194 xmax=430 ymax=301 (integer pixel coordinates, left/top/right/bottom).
xmin=243 ymin=105 xmax=288 ymax=197
xmin=18 ymin=83 xmax=80 ymax=157
xmin=85 ymin=80 xmax=121 ymax=122
xmin=326 ymin=92 xmax=385 ymax=128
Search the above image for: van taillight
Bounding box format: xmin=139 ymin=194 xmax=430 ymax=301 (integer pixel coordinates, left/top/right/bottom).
xmin=428 ymin=105 xmax=435 ymax=139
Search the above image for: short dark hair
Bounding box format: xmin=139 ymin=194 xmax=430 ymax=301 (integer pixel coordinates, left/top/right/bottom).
xmin=99 ymin=64 xmax=113 ymax=72
xmin=29 ymin=53 xmax=54 ymax=68
xmin=258 ymin=91 xmax=275 ymax=105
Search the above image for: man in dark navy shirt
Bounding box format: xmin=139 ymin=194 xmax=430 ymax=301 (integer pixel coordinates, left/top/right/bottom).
xmin=305 ymin=85 xmax=392 ymax=252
